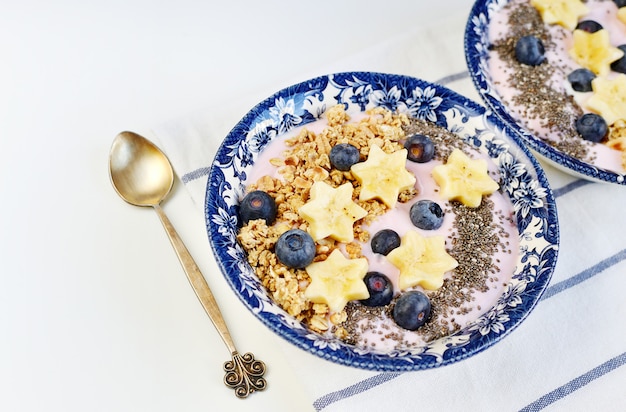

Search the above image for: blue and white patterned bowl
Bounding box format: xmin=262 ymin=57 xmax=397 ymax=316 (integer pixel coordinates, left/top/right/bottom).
xmin=205 ymin=72 xmax=559 ymax=371
xmin=465 ymin=0 xmax=626 ymax=185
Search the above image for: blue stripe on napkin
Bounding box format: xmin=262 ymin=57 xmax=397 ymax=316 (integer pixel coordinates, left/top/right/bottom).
xmin=551 ymin=179 xmax=593 ymax=198
xmin=540 ymin=248 xmax=626 ymax=302
xmin=435 ymin=71 xmax=471 ymax=85
xmin=312 ymin=373 xmax=403 ymax=411
xmin=181 ymin=166 xmax=211 ymax=184
xmin=519 ymin=351 xmax=626 ymax=412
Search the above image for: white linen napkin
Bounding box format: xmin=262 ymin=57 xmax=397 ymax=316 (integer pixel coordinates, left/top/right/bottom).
xmin=150 ymin=12 xmax=626 ymax=412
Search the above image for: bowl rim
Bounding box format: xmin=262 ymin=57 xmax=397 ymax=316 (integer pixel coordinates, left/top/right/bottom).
xmin=205 ymin=71 xmax=560 ymax=371
xmin=463 ymin=0 xmax=626 ymax=185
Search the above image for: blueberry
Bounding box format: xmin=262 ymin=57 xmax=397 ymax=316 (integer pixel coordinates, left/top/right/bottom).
xmin=404 ymin=134 xmax=435 ymax=163
xmin=515 ymin=35 xmax=546 ymax=66
xmin=239 ymin=190 xmax=277 ymax=225
xmin=567 ymin=68 xmax=596 ymax=92
xmin=275 ymin=229 xmax=316 ymax=269
xmin=410 ymin=200 xmax=444 ymax=230
xmin=330 ymin=143 xmax=360 ymax=171
xmin=575 ymin=20 xmax=603 ymax=33
xmin=575 ymin=113 xmax=608 ymax=143
xmin=371 ymin=229 xmax=401 ymax=255
xmin=392 ymin=291 xmax=431 ymax=330
xmin=360 ymin=272 xmax=394 ymax=307
xmin=614 ymin=0 xmax=626 ymax=8
xmin=610 ymin=45 xmax=626 ymax=74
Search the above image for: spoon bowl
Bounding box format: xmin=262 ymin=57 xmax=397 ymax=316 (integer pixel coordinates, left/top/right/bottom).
xmin=109 ymin=131 xmax=266 ymax=398
xmin=109 ymin=131 xmax=174 ymax=207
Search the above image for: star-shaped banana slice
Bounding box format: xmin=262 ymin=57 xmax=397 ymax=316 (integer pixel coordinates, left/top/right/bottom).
xmin=304 ymin=249 xmax=369 ymax=313
xmin=386 ymin=230 xmax=458 ymax=291
xmin=299 ymin=181 xmax=367 ymax=242
xmin=585 ymin=74 xmax=626 ymax=125
xmin=350 ymin=145 xmax=416 ymax=208
xmin=530 ymin=0 xmax=589 ymax=31
xmin=569 ymin=29 xmax=624 ymax=76
xmin=431 ymin=148 xmax=499 ymax=208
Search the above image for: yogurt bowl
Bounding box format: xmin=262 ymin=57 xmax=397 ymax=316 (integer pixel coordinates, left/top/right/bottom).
xmin=205 ymin=72 xmax=559 ymax=371
xmin=465 ymin=0 xmax=626 ymax=184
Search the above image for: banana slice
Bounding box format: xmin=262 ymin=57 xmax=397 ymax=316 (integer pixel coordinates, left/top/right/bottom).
xmin=530 ymin=0 xmax=589 ymax=31
xmin=585 ymin=75 xmax=626 ymax=126
xmin=386 ymin=230 xmax=458 ymax=291
xmin=350 ymin=144 xmax=416 ymax=208
xmin=569 ymin=29 xmax=624 ymax=76
xmin=299 ymin=181 xmax=367 ymax=242
xmin=431 ymin=148 xmax=499 ymax=208
xmin=304 ymin=249 xmax=369 ymax=313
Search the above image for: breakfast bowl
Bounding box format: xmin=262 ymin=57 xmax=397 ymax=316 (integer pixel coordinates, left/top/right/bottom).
xmin=205 ymin=72 xmax=559 ymax=371
xmin=465 ymin=0 xmax=626 ymax=185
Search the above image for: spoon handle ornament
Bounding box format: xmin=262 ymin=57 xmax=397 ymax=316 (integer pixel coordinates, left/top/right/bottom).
xmin=152 ymin=204 xmax=267 ymax=397
xmin=224 ymin=352 xmax=267 ymax=398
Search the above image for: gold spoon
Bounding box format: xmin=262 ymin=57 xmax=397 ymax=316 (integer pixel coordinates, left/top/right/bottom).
xmin=109 ymin=131 xmax=266 ymax=398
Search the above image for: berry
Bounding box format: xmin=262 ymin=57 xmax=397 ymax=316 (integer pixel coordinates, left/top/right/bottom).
xmin=567 ymin=68 xmax=596 ymax=92
xmin=575 ymin=20 xmax=603 ymax=33
xmin=576 ymin=113 xmax=608 ymax=143
xmin=275 ymin=229 xmax=316 ymax=269
xmin=330 ymin=143 xmax=360 ymax=171
xmin=610 ymin=45 xmax=626 ymax=74
xmin=360 ymin=272 xmax=394 ymax=307
xmin=239 ymin=190 xmax=277 ymax=225
xmin=371 ymin=229 xmax=401 ymax=255
xmin=404 ymin=134 xmax=435 ymax=163
xmin=515 ymin=36 xmax=546 ymax=66
xmin=410 ymin=200 xmax=444 ymax=230
xmin=614 ymin=0 xmax=626 ymax=8
xmin=392 ymin=291 xmax=431 ymax=330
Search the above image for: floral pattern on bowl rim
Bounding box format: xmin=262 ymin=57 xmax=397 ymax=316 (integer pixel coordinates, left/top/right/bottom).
xmin=464 ymin=0 xmax=626 ymax=185
xmin=205 ymin=72 xmax=559 ymax=371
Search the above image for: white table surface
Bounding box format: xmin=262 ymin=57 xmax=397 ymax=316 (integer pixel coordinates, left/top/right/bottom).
xmin=0 ymin=1 xmax=486 ymax=411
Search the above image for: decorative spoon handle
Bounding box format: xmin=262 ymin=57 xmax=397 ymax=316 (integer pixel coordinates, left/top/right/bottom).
xmin=153 ymin=204 xmax=266 ymax=398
